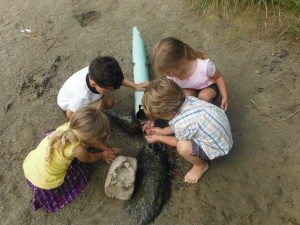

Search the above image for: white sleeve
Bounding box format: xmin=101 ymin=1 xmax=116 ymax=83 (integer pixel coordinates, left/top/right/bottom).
xmin=206 ymin=60 xmax=216 ymax=78
xmin=68 ymin=96 xmax=88 ymax=112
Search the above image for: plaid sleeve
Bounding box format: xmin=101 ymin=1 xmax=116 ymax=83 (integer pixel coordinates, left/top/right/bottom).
xmin=174 ymin=123 xmax=198 ymax=141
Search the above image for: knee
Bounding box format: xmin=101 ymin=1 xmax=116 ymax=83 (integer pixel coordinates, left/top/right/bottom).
xmin=183 ymin=89 xmax=197 ymax=97
xmin=198 ymin=90 xmax=215 ymax=102
xmin=177 ymin=141 xmax=192 ymax=156
xmin=103 ymin=95 xmax=114 ymax=109
xmin=106 ymin=98 xmax=114 ymax=109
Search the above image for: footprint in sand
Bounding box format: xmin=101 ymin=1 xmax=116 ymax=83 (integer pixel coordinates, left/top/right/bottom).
xmin=20 ymin=56 xmax=62 ymax=99
xmin=73 ymin=11 xmax=101 ymax=27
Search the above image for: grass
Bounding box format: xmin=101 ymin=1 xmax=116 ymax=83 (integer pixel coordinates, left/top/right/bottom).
xmin=188 ymin=0 xmax=300 ymax=37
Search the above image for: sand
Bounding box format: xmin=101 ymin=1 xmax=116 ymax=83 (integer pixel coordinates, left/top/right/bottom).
xmin=0 ymin=0 xmax=299 ymax=224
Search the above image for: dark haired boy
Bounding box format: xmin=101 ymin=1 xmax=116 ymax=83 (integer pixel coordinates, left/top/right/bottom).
xmin=58 ymin=56 xmax=148 ymax=119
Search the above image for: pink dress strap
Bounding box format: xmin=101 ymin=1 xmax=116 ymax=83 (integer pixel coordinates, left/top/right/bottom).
xmin=167 ymin=59 xmax=216 ymax=90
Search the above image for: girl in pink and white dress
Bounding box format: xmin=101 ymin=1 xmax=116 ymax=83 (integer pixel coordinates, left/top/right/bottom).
xmin=154 ymin=37 xmax=229 ymax=111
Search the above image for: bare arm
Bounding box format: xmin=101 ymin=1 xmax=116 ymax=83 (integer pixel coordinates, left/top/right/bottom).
xmin=122 ymin=78 xmax=149 ymax=91
xmin=66 ymin=109 xmax=73 ymax=120
xmin=88 ymin=139 xmax=111 ymax=151
xmin=150 ymin=126 xmax=174 ymax=135
xmin=157 ymin=135 xmax=178 ymax=147
xmin=145 ymin=134 xmax=178 ymax=147
xmin=73 ymin=145 xmax=104 ymax=163
xmin=87 ymin=139 xmax=122 ymax=154
xmin=161 ymin=126 xmax=174 ymax=135
xmin=73 ymin=145 xmax=118 ymax=163
xmin=212 ymin=69 xmax=229 ymax=110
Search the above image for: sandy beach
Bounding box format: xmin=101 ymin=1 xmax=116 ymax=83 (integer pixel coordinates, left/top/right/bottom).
xmin=0 ymin=0 xmax=299 ymax=224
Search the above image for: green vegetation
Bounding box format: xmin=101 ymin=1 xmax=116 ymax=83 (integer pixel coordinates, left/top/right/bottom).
xmin=189 ymin=0 xmax=300 ymax=37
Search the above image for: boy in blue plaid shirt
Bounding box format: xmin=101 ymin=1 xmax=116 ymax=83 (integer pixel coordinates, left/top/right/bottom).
xmin=142 ymin=78 xmax=233 ymax=183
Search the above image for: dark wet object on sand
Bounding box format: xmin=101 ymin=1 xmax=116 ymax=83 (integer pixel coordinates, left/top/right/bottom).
xmin=105 ymin=110 xmax=142 ymax=134
xmin=125 ymin=143 xmax=170 ymax=225
xmin=103 ymin=111 xmax=171 ymax=224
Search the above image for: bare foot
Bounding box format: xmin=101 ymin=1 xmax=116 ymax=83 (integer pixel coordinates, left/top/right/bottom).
xmin=184 ymin=162 xmax=209 ymax=184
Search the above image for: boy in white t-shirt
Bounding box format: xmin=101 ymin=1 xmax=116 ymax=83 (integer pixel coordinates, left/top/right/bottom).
xmin=58 ymin=56 xmax=149 ymax=119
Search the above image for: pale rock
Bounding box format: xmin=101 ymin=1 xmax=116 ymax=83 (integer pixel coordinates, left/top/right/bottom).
xmin=105 ymin=156 xmax=137 ymax=200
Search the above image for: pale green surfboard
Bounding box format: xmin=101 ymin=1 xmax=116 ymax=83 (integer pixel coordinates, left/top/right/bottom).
xmin=132 ymin=26 xmax=149 ymax=115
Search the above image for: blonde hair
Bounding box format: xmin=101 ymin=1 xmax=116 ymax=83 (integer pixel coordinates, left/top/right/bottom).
xmin=45 ymin=106 xmax=110 ymax=165
xmin=154 ymin=37 xmax=204 ymax=75
xmin=142 ymin=78 xmax=185 ymax=120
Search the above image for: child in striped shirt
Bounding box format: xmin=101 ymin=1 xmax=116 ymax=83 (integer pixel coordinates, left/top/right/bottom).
xmin=142 ymin=78 xmax=233 ymax=183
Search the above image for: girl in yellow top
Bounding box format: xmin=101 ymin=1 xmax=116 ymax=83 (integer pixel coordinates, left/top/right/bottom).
xmin=23 ymin=106 xmax=120 ymax=212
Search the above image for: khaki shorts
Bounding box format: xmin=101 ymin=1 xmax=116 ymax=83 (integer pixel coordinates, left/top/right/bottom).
xmin=191 ymin=140 xmax=210 ymax=161
xmin=89 ymin=97 xmax=103 ymax=109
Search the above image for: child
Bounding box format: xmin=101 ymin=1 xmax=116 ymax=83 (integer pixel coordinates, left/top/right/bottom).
xmin=154 ymin=37 xmax=229 ymax=111
xmin=58 ymin=56 xmax=149 ymax=119
xmin=142 ymin=78 xmax=233 ymax=184
xmin=23 ymin=106 xmax=120 ymax=212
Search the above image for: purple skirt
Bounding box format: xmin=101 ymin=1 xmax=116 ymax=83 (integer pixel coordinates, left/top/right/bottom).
xmin=26 ymin=159 xmax=91 ymax=213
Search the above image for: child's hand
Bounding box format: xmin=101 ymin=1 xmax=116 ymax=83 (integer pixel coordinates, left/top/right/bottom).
xmin=135 ymin=81 xmax=150 ymax=91
xmin=145 ymin=134 xmax=159 ymax=143
xmin=221 ymin=97 xmax=228 ymax=111
xmin=109 ymin=147 xmax=122 ymax=154
xmin=147 ymin=127 xmax=165 ymax=135
xmin=102 ymin=150 xmax=117 ymax=163
xmin=142 ymin=120 xmax=155 ymax=134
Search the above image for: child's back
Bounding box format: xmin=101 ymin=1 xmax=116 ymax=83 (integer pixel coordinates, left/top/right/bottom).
xmin=142 ymin=78 xmax=233 ymax=183
xmin=23 ymin=106 xmax=119 ymax=212
xmin=57 ymin=56 xmax=149 ymax=119
xmin=23 ymin=123 xmax=79 ymax=189
xmin=57 ymin=57 xmax=124 ymax=119
xmin=169 ymin=96 xmax=233 ymax=160
xmin=57 ymin=66 xmax=100 ymax=112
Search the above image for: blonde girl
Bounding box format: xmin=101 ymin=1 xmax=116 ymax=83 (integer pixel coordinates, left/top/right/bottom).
xmin=23 ymin=106 xmax=119 ymax=212
xmin=154 ymin=37 xmax=229 ymax=111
